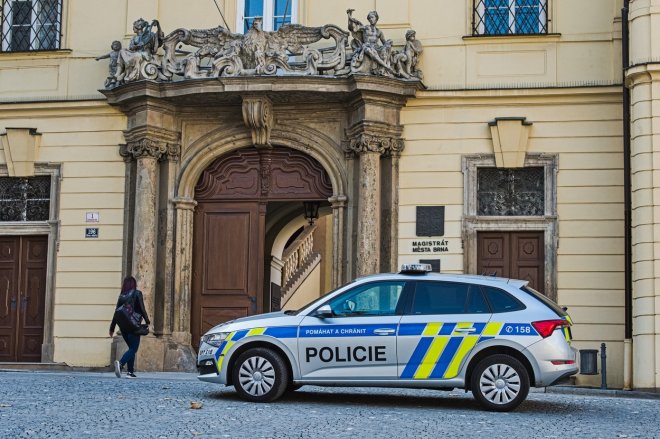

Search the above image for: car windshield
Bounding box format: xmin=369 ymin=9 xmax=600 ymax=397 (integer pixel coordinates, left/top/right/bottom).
xmin=281 ymin=280 xmax=357 ymax=315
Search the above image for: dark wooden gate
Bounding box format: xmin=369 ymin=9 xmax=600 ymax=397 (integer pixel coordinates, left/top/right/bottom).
xmin=0 ymin=236 xmax=48 ymax=362
xmin=477 ymin=232 xmax=545 ymax=293
xmin=191 ymin=147 xmax=332 ymax=348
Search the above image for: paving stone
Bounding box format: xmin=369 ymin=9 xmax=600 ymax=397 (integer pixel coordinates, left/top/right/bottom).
xmin=0 ymin=371 xmax=658 ymax=438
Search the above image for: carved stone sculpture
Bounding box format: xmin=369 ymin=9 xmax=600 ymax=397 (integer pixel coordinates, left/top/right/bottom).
xmin=99 ymin=9 xmax=423 ymax=87
xmin=115 ymin=18 xmax=164 ymax=83
xmin=95 ymin=40 xmax=122 ymax=88
xmin=346 ymin=9 xmax=394 ymax=76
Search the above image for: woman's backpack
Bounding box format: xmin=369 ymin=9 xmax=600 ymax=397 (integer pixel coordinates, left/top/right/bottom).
xmin=113 ymin=290 xmax=143 ymax=334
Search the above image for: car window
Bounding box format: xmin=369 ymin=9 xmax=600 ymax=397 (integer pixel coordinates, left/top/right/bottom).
xmin=466 ymin=287 xmax=490 ymax=314
xmin=410 ymin=281 xmax=471 ymax=315
xmin=483 ymin=286 xmax=525 ymax=313
xmin=327 ymin=281 xmax=405 ymax=317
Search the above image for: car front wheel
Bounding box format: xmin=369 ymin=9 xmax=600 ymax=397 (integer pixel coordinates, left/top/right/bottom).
xmin=232 ymin=347 xmax=289 ymax=403
xmin=470 ymin=354 xmax=530 ymax=412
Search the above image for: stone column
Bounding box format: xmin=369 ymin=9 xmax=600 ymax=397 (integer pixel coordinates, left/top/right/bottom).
xmin=172 ymin=197 xmax=197 ymax=344
xmin=627 ymin=0 xmax=660 ymax=391
xmin=345 ymin=134 xmax=399 ymax=277
xmin=329 ymin=195 xmax=347 ymax=288
xmin=126 ymin=139 xmax=167 ymax=324
xmin=381 ymin=140 xmax=404 ymax=273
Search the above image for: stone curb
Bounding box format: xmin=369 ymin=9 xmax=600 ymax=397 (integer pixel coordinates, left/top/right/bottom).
xmin=542 ymin=385 xmax=660 ymax=400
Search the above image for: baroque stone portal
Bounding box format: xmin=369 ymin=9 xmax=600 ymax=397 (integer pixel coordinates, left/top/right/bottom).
xmin=98 ymin=10 xmax=423 ymax=86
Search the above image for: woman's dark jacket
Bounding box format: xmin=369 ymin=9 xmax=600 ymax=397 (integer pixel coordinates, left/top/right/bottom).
xmin=109 ymin=289 xmax=150 ymax=334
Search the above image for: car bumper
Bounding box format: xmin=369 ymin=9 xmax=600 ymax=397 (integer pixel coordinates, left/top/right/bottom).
xmin=526 ymin=332 xmax=579 ymax=387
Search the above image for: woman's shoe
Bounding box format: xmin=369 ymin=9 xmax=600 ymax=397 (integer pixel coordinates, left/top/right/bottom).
xmin=114 ymin=360 xmax=121 ymax=378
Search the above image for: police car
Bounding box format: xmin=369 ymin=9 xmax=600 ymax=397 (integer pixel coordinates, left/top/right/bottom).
xmin=197 ymin=264 xmax=577 ymax=411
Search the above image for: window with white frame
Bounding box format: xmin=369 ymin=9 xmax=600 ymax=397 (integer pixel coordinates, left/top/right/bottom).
xmin=473 ymin=0 xmax=547 ymax=36
xmin=1 ymin=0 xmax=61 ymax=52
xmin=236 ymin=0 xmax=297 ymax=33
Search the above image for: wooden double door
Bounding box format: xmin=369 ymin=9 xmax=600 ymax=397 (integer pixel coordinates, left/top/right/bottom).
xmin=190 ymin=147 xmax=333 ymax=349
xmin=0 ymin=236 xmax=48 ymax=362
xmin=477 ymin=231 xmax=545 ymax=293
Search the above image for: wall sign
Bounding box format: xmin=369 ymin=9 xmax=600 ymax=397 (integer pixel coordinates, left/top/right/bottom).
xmin=411 ymin=239 xmax=449 ymax=253
xmin=416 ymin=206 xmax=445 ymax=236
xmin=85 ymin=212 xmax=99 ymax=223
xmin=85 ymin=228 xmax=99 ymax=238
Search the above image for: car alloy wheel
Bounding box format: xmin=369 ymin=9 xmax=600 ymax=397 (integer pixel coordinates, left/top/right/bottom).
xmin=238 ymin=355 xmax=276 ymax=396
xmin=471 ymin=354 xmax=530 ymax=412
xmin=232 ymin=347 xmax=289 ymax=402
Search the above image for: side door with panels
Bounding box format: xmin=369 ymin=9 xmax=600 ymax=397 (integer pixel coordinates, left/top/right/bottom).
xmin=298 ymin=281 xmax=408 ymax=380
xmin=398 ymin=281 xmax=495 ymax=381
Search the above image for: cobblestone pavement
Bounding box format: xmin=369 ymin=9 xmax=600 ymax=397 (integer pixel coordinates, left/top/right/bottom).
xmin=0 ymin=370 xmax=658 ymax=439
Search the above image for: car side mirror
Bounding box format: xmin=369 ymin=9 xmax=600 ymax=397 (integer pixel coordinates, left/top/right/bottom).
xmin=314 ymin=305 xmax=333 ymax=319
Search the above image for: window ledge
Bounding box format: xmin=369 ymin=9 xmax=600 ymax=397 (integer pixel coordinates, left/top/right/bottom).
xmin=462 ymin=33 xmax=561 ymax=44
xmin=0 ymin=49 xmax=72 ymax=60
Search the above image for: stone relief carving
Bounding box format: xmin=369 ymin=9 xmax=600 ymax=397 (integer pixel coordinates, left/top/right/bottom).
xmin=99 ymin=9 xmax=423 ymax=87
xmin=242 ymin=96 xmax=274 ymax=147
xmin=344 ymin=134 xmax=405 ymax=157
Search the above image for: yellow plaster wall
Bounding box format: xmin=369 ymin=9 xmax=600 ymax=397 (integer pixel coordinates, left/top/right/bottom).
xmin=0 ymin=0 xmax=630 ymax=380
xmin=0 ymin=102 xmax=126 ymax=367
xmin=399 ymin=88 xmax=625 ymax=387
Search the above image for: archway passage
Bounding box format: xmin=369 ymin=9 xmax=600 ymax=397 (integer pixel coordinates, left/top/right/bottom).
xmin=191 ymin=146 xmax=332 ymax=347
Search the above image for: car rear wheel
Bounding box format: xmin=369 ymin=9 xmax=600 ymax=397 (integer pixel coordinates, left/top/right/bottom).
xmin=232 ymin=348 xmax=289 ymax=402
xmin=470 ymin=354 xmax=530 ymax=412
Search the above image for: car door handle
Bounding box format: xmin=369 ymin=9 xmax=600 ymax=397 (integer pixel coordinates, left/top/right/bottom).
xmin=374 ymin=328 xmax=396 ymax=336
xmin=454 ymin=328 xmax=477 ymax=333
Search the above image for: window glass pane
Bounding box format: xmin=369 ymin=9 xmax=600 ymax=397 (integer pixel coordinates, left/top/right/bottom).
xmin=483 ymin=287 xmax=525 ymax=313
xmin=466 ymin=287 xmax=491 ymax=314
xmin=411 ymin=282 xmax=470 ymax=315
xmin=515 ymin=0 xmax=539 ymax=34
xmin=0 ymin=176 xmax=51 ymax=221
xmin=244 ymin=0 xmax=264 ymax=33
xmin=477 ymin=167 xmax=544 ymax=216
xmin=34 ymin=0 xmax=59 ymax=49
xmin=328 ymin=281 xmax=405 ymax=317
xmin=484 ymin=0 xmax=509 ymax=35
xmin=273 ymin=0 xmax=292 ymax=30
xmin=10 ymin=0 xmax=33 ymax=51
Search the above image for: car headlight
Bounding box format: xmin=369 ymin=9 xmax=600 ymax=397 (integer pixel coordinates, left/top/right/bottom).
xmin=201 ymin=332 xmax=229 ymax=347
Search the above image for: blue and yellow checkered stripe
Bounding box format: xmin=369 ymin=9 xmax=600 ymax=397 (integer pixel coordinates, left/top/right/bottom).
xmin=213 ymin=326 xmax=297 ymax=373
xmin=399 ymin=322 xmax=504 ymax=379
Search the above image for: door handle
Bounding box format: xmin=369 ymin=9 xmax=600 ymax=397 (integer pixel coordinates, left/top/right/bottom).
xmin=9 ymin=296 xmax=16 ymax=311
xmin=374 ymin=328 xmax=396 ymax=336
xmin=454 ymin=327 xmax=477 ymax=334
xmin=21 ymin=296 xmax=28 ymax=311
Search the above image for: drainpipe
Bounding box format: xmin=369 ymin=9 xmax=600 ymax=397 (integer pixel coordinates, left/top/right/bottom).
xmin=622 ymin=0 xmax=633 ymax=391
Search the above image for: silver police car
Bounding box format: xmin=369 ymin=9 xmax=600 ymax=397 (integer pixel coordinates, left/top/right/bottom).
xmin=197 ymin=264 xmax=577 ymax=411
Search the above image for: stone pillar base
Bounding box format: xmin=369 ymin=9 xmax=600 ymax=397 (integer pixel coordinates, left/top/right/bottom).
xmin=119 ymin=335 xmax=197 ymax=372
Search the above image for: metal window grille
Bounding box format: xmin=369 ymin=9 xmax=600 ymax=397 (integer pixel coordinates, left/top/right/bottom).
xmin=1 ymin=0 xmax=62 ymax=52
xmin=473 ymin=0 xmax=548 ymax=36
xmin=477 ymin=167 xmax=544 ymax=216
xmin=0 ymin=176 xmax=51 ymax=221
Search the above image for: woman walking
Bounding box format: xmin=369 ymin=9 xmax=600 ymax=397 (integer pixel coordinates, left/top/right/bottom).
xmin=109 ymin=276 xmax=150 ymax=378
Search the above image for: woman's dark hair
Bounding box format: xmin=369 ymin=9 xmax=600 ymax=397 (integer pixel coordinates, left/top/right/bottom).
xmin=121 ymin=276 xmax=137 ymax=293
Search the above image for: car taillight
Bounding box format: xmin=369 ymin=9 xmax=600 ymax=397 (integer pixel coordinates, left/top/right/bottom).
xmin=532 ymin=319 xmax=571 ymax=338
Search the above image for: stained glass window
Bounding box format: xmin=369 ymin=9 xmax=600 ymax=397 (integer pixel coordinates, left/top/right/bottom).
xmin=0 ymin=176 xmax=51 ymax=221
xmin=477 ymin=168 xmax=544 ymax=216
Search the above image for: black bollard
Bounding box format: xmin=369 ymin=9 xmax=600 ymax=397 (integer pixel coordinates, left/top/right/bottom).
xmin=600 ymin=343 xmax=607 ymax=389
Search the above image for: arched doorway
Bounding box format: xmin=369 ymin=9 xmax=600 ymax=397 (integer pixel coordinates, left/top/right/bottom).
xmin=191 ymin=146 xmax=332 ymax=347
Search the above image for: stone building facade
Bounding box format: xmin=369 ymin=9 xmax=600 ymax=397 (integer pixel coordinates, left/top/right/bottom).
xmin=0 ymin=0 xmax=658 ymax=390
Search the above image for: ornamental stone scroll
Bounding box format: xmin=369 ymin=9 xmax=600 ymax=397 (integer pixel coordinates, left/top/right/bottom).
xmin=344 ymin=134 xmax=405 ymax=158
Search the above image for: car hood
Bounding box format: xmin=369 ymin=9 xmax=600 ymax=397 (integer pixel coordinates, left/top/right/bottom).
xmin=205 ymin=311 xmax=303 ymax=335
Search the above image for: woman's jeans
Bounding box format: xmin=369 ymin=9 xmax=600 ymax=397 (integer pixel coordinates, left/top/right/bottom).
xmin=120 ymin=332 xmax=141 ymax=373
